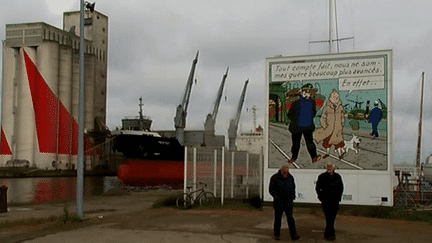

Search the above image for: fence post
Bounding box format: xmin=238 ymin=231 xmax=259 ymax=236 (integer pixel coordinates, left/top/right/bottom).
xmin=183 ymin=147 xmax=188 ymax=194
xmin=231 ymin=151 xmax=235 ymax=198
xmin=221 ymin=147 xmax=225 ymax=205
xmin=246 ymin=153 xmax=249 ymax=199
xmin=193 ymin=147 xmax=197 ymax=200
xmin=213 ymin=149 xmax=217 ymax=196
xmin=259 ymin=146 xmax=263 ymax=200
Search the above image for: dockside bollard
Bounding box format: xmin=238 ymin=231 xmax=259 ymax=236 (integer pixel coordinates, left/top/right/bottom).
xmin=0 ymin=186 xmax=8 ymax=213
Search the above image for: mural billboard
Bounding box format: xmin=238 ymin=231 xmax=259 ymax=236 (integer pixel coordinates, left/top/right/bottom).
xmin=264 ymin=50 xmax=393 ymax=205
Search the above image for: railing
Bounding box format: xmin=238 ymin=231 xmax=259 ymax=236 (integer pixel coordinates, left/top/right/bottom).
xmin=183 ymin=147 xmax=263 ymax=205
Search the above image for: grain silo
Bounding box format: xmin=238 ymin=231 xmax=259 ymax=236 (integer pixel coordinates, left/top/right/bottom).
xmin=0 ymin=10 xmax=108 ymax=170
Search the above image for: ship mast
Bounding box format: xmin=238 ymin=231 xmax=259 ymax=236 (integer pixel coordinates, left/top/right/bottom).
xmin=138 ymin=97 xmax=145 ymax=131
xmin=329 ymin=0 xmax=334 ymax=53
xmin=416 ymin=72 xmax=425 ymax=169
xmin=309 ymin=0 xmax=354 ymax=53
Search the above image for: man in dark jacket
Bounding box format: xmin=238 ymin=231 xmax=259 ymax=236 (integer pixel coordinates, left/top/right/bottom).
xmin=287 ymin=83 xmax=321 ymax=164
xmin=269 ymin=165 xmax=300 ymax=241
xmin=368 ymin=101 xmax=383 ymax=138
xmin=315 ymin=163 xmax=344 ymax=241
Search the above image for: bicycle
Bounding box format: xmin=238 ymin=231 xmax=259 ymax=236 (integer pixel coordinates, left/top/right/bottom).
xmin=176 ymin=182 xmax=216 ymax=209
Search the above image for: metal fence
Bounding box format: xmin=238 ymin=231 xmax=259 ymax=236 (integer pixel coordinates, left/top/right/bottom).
xmin=394 ymin=171 xmax=432 ymax=207
xmin=183 ymin=147 xmax=263 ymax=204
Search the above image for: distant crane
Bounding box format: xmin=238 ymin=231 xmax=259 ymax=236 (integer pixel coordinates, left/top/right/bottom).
xmin=228 ymin=79 xmax=249 ymax=151
xmin=174 ymin=51 xmax=199 ymax=145
xmin=204 ymin=67 xmax=229 ymax=140
xmin=377 ymin=98 xmax=387 ymax=110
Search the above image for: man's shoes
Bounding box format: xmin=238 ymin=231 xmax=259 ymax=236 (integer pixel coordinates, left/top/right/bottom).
xmin=312 ymin=155 xmax=321 ymax=163
xmin=274 ymin=235 xmax=281 ymax=240
xmin=323 ymin=154 xmax=329 ymax=159
xmin=288 ymin=158 xmax=296 ymax=164
xmin=324 ymin=235 xmax=336 ymax=241
xmin=291 ymin=234 xmax=300 ymax=241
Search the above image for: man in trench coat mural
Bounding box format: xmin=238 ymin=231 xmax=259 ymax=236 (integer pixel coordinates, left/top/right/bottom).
xmin=314 ymin=89 xmax=346 ymax=159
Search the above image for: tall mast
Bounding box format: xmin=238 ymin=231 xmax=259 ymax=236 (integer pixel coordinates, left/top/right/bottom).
xmin=416 ymin=72 xmax=425 ymax=168
xmin=329 ymin=0 xmax=334 ymax=53
xmin=309 ymin=0 xmax=353 ymax=53
xmin=139 ymin=97 xmax=144 ymax=131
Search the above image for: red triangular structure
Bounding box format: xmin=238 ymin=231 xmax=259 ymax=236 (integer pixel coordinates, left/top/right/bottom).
xmin=0 ymin=127 xmax=12 ymax=155
xmin=23 ymin=50 xmax=93 ymax=155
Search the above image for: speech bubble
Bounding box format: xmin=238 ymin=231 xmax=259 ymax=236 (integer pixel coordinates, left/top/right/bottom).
xmin=339 ymin=76 xmax=385 ymax=93
xmin=271 ymin=57 xmax=385 ymax=82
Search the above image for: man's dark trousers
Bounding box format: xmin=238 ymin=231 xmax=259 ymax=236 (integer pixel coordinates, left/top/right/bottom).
xmin=322 ymin=201 xmax=339 ymax=237
xmin=372 ymin=122 xmax=379 ymax=137
xmin=291 ymin=130 xmax=317 ymax=160
xmin=274 ymin=203 xmax=297 ymax=237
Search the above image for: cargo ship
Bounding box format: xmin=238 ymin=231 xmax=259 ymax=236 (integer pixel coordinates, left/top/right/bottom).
xmin=113 ymin=98 xmax=184 ymax=187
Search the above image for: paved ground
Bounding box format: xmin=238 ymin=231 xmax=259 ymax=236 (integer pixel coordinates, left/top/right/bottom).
xmin=1 ymin=189 xmax=432 ymax=243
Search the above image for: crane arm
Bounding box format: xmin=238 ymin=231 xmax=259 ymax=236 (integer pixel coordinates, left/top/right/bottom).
xmin=174 ymin=51 xmax=199 ymax=129
xmin=204 ymin=67 xmax=229 ymax=134
xmin=425 ymin=154 xmax=432 ymax=165
xmin=228 ymin=79 xmax=249 ymax=139
xmin=378 ymin=98 xmax=386 ymax=109
xmin=209 ymin=67 xmax=229 ymax=121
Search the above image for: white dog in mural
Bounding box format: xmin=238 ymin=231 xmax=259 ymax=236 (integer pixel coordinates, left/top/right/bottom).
xmin=343 ymin=134 xmax=361 ymax=155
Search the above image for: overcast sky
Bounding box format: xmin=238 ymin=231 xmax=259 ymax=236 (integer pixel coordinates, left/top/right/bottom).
xmin=1 ymin=0 xmax=432 ymax=165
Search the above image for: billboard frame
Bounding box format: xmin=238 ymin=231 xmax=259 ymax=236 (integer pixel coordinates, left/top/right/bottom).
xmin=264 ymin=49 xmax=393 ymax=206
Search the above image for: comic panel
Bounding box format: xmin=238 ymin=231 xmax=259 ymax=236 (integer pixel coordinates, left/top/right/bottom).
xmin=267 ymin=51 xmax=390 ymax=171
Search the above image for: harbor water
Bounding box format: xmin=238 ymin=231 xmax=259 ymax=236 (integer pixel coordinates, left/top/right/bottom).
xmin=0 ymin=176 xmax=126 ymax=204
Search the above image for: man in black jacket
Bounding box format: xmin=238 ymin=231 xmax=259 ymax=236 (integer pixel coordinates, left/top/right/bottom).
xmin=315 ymin=163 xmax=344 ymax=241
xmin=287 ymin=83 xmax=321 ymax=164
xmin=269 ymin=165 xmax=300 ymax=241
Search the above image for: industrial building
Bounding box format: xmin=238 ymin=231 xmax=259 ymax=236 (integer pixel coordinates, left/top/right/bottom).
xmin=0 ymin=10 xmax=108 ymax=170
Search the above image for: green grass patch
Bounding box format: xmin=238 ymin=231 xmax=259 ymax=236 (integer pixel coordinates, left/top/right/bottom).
xmin=333 ymin=204 xmax=432 ymax=223
xmin=62 ymin=204 xmax=84 ymax=223
xmin=151 ymin=194 xmax=179 ymax=208
xmin=339 ymin=205 xmax=394 ymax=218
xmin=286 ymin=203 xmax=432 ymax=223
xmin=151 ymin=194 xmax=263 ymax=210
xmin=210 ymin=198 xmax=263 ymax=211
xmin=0 ymin=205 xmax=85 ymax=230
xmin=0 ymin=215 xmax=62 ymax=229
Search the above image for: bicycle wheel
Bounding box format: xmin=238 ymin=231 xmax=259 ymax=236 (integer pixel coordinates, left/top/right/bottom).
xmin=199 ymin=192 xmax=215 ymax=207
xmin=176 ymin=193 xmax=192 ymax=209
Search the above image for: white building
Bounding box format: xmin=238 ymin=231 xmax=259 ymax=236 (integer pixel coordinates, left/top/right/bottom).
xmin=236 ymin=129 xmax=264 ymax=154
xmin=0 ymin=10 xmax=108 ymax=170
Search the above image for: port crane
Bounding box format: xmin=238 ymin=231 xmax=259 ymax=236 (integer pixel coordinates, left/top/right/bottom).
xmin=174 ymin=51 xmax=199 ymax=145
xmin=204 ymin=67 xmax=229 ymax=144
xmin=228 ymin=79 xmax=249 ymax=150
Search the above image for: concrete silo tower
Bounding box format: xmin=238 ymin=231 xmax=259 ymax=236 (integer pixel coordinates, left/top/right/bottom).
xmin=0 ymin=10 xmax=108 ymax=170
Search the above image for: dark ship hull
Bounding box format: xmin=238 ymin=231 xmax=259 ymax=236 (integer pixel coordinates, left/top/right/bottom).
xmin=113 ymin=97 xmax=185 ymax=187
xmin=113 ymin=131 xmax=185 ymax=187
xmin=113 ymin=133 xmax=184 ymax=161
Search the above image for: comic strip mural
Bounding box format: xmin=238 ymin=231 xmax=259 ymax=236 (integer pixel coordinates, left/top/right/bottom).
xmin=267 ymin=50 xmax=391 ymax=171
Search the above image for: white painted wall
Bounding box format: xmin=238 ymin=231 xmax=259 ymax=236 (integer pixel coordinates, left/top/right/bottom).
xmin=263 ymin=169 xmax=393 ymax=206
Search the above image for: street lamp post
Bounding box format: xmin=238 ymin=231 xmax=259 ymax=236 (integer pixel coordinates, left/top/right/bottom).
xmin=77 ymin=0 xmax=95 ymax=219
